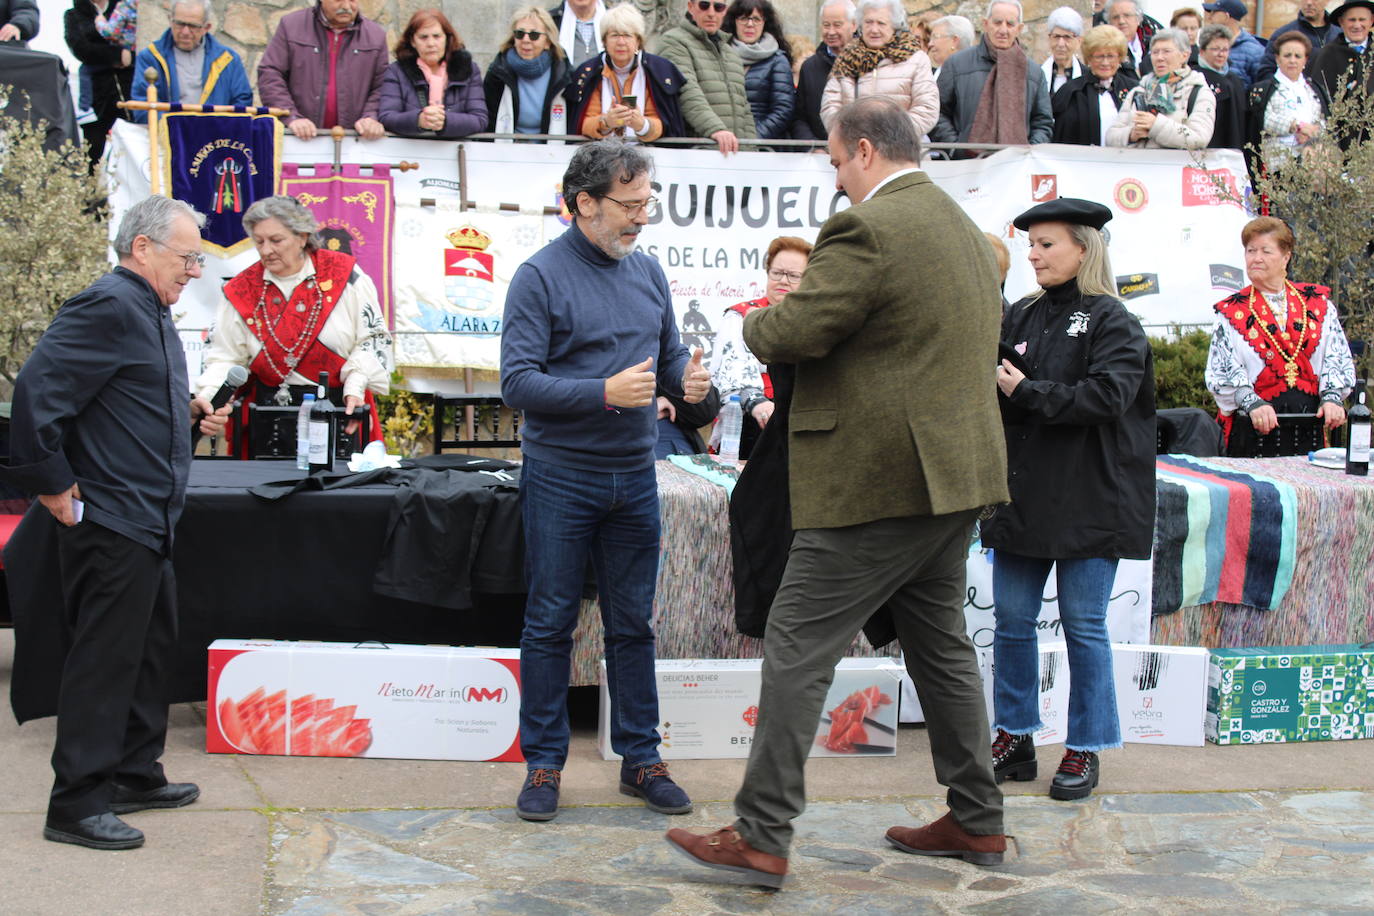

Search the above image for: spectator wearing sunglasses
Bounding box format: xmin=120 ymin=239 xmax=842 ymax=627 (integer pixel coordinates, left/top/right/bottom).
xmin=658 ymin=0 xmax=759 ymax=153
xmin=485 ymin=6 xmax=572 ymax=136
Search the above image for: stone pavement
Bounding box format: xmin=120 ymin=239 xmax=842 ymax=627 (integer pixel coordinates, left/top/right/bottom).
xmin=3 ymin=627 xmax=1374 ymax=915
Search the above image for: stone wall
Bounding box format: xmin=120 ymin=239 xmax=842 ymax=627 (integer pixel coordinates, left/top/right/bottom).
xmin=136 ymin=0 xmax=1092 ymax=104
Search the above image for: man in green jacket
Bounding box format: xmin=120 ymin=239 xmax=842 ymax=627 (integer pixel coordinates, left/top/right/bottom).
xmin=656 ymin=0 xmax=758 ymax=152
xmin=665 ymin=97 xmax=1010 ymax=888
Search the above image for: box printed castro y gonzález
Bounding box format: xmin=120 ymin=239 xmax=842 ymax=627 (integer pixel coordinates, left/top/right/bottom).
xmin=598 ymin=658 xmax=905 ymax=760
xmin=1206 ymin=644 xmax=1374 ymax=745
xmin=207 ymin=639 xmax=523 ymax=761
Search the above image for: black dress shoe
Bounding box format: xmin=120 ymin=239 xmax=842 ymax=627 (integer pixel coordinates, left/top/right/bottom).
xmin=1050 ymin=749 xmax=1099 ymax=800
xmin=44 ymin=812 xmax=145 ymax=850
xmin=111 ymin=782 xmax=200 ymax=814
xmin=991 ymin=728 xmax=1036 ymax=783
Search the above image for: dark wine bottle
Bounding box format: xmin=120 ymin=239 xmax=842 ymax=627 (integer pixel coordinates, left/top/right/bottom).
xmin=1346 ymin=379 xmax=1370 ymax=477
xmin=308 ymin=371 xmax=336 ymax=474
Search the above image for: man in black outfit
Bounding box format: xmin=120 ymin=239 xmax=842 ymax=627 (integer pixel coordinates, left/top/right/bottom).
xmin=5 ymin=195 xmax=230 ymax=850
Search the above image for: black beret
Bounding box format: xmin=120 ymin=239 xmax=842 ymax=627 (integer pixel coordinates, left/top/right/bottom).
xmin=1012 ymin=197 xmax=1113 ymax=231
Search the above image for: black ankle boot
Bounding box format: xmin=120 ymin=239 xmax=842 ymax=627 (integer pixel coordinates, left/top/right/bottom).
xmin=991 ymin=728 xmax=1036 ymax=783
xmin=1050 ymin=749 xmax=1099 ymax=800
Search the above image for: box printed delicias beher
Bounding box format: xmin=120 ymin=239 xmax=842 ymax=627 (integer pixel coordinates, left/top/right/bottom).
xmin=1206 ymin=645 xmax=1374 ymax=745
xmin=207 ymin=639 xmax=524 ymax=761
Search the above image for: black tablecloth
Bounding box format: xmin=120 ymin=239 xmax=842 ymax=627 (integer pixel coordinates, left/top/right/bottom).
xmin=8 ymin=460 xmax=528 ymax=719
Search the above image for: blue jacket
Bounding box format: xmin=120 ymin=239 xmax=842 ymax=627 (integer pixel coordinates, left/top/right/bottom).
xmin=1227 ymin=29 xmax=1266 ymax=88
xmin=741 ymin=50 xmax=795 ymax=139
xmin=130 ymin=30 xmax=253 ymax=122
xmin=500 ymin=226 xmax=691 ymax=473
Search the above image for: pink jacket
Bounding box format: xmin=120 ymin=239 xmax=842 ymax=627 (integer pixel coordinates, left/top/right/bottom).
xmin=256 ymin=6 xmax=388 ymax=126
xmin=819 ymin=51 xmax=939 ymax=137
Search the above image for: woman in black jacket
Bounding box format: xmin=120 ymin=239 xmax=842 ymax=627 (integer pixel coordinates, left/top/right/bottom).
xmin=1052 ymin=24 xmax=1138 ymax=145
xmin=981 ymin=198 xmax=1155 ymax=803
xmin=484 ymin=6 xmax=572 ymax=137
xmin=64 ymin=0 xmax=132 ymax=169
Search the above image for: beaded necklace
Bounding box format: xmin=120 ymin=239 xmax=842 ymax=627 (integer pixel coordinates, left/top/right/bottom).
xmin=1248 ymin=280 xmax=1307 ymax=389
xmin=251 ymin=271 xmax=326 ymax=404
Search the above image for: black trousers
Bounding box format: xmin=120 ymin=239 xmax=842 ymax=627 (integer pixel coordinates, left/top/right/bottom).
xmin=49 ymin=522 xmax=177 ymax=821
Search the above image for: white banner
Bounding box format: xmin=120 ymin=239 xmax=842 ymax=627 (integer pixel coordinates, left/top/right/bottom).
xmin=106 ymin=125 xmax=1252 ymax=376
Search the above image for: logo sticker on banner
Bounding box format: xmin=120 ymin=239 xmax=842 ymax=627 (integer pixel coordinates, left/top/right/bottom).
xmin=1182 ymin=167 xmax=1244 ymax=208
xmin=1117 ymin=272 xmax=1161 ymax=300
xmin=1114 ymin=177 xmax=1149 ymax=212
xmin=1210 ymin=264 xmax=1245 ymax=291
xmin=1031 ymin=174 xmax=1058 ymax=202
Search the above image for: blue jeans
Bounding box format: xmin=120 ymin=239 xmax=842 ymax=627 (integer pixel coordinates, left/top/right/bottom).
xmin=991 ymin=552 xmax=1121 ymax=752
xmin=518 ymin=455 xmax=663 ymax=769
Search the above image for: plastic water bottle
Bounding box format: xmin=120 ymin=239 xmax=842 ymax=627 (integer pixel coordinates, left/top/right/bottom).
xmin=718 ymin=394 xmax=743 ymax=463
xmin=295 ymin=393 xmax=316 ymax=470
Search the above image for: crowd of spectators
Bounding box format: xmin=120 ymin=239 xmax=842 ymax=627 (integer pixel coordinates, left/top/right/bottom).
xmin=32 ymin=0 xmax=1373 ymax=168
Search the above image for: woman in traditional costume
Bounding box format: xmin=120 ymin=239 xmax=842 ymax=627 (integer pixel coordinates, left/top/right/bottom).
xmin=1205 ymin=216 xmax=1355 ymax=454
xmin=709 ymin=235 xmax=811 ymax=460
xmin=981 ymin=198 xmax=1155 ymax=803
xmin=196 ymin=195 xmax=392 ymax=456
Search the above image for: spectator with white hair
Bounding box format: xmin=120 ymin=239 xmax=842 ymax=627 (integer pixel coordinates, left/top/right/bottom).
xmin=1042 ymin=6 xmax=1084 ymax=93
xmin=819 ymin=0 xmax=938 ymax=137
xmin=927 ymin=14 xmax=975 ymax=77
xmin=1104 ymin=0 xmax=1162 ymax=77
xmin=1106 ymin=27 xmax=1215 ymax=148
xmin=791 ymin=0 xmax=855 ymax=139
xmin=930 ymin=0 xmax=1053 ymax=152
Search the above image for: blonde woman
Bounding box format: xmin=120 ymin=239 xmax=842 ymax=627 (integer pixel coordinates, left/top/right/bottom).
xmin=484 ymin=6 xmax=571 ymax=136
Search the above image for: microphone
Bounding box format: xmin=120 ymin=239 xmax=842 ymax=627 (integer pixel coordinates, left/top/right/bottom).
xmin=193 ymin=365 xmax=249 ymax=446
xmin=211 ymin=365 xmax=251 ymax=410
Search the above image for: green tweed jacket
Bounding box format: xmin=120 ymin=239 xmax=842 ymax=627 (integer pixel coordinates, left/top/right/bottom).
xmin=743 ymin=170 xmax=1009 ymax=530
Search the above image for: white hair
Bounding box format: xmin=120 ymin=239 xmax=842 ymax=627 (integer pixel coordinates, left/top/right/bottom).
xmin=1107 ymin=0 xmax=1143 ymax=16
xmin=857 ymin=0 xmax=908 ymax=30
xmin=1046 ymin=6 xmax=1084 ymax=35
xmin=819 ymin=0 xmax=857 ymax=24
xmin=1150 ymin=27 xmax=1192 ymax=54
xmin=932 ymin=14 xmax=976 ymax=49
xmin=113 ymin=195 xmax=205 ymax=257
xmin=984 ymin=0 xmax=1024 ymax=23
xmin=171 ymin=0 xmax=213 ymax=21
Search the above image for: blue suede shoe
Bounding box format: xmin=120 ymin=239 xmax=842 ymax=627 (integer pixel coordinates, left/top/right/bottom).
xmin=516 ymin=768 xmax=561 ymax=821
xmin=619 ymin=761 xmax=692 ymax=814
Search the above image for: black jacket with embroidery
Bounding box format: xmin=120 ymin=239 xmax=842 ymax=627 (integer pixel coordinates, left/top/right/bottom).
xmin=981 ymin=279 xmax=1156 ymax=560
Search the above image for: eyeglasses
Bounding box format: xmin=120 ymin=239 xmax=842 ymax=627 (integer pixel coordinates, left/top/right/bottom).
xmin=602 ymin=195 xmax=660 ymax=217
xmin=152 ymin=239 xmax=207 ymax=269
xmin=1089 ymin=52 xmax=1120 ymax=62
xmin=513 ymin=29 xmax=544 ymax=40
xmin=171 ymin=18 xmax=208 ymax=30
xmin=738 ymin=14 xmax=766 ymax=24
xmin=767 ymin=269 xmax=803 ymax=283
xmin=695 ymin=1 xmax=728 ymax=13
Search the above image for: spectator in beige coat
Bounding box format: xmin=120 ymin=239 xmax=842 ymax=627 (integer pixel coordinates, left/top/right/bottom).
xmin=820 ymin=0 xmax=938 ymax=136
xmin=1106 ymin=27 xmax=1215 ymax=147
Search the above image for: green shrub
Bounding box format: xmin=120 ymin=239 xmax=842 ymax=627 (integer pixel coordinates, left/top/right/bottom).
xmin=1150 ymin=327 xmax=1214 ymax=412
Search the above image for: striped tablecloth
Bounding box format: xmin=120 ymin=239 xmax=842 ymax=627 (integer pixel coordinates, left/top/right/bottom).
xmin=1151 ymin=456 xmax=1374 ymax=649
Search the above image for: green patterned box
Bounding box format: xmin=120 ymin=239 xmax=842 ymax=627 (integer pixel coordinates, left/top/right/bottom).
xmin=1206 ymin=645 xmax=1374 ymax=745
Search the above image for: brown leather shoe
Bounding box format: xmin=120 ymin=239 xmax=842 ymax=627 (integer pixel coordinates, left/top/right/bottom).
xmin=885 ymin=812 xmax=1006 ymax=866
xmin=665 ymin=826 xmax=788 ymax=888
